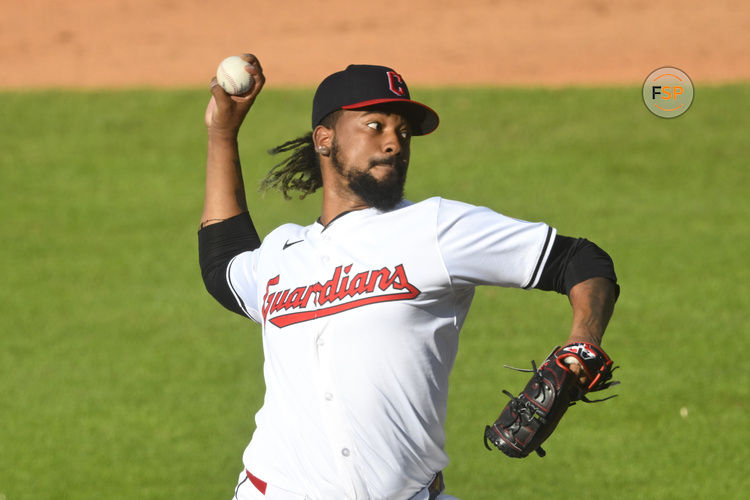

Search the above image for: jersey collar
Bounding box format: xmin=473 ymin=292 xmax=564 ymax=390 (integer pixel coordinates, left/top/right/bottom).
xmin=314 ymin=199 xmax=413 ymax=232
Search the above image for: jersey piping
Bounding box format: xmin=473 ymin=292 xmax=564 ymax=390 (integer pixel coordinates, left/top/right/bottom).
xmin=227 ymin=254 xmax=253 ymax=319
xmin=523 ymin=226 xmax=555 ymax=289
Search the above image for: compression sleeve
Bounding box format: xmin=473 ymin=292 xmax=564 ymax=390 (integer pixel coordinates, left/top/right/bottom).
xmin=535 ymin=235 xmax=620 ymax=298
xmin=198 ymin=211 xmax=261 ymax=316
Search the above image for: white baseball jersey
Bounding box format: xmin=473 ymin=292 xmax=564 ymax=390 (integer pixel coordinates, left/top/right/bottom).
xmin=225 ymin=197 xmax=556 ymax=499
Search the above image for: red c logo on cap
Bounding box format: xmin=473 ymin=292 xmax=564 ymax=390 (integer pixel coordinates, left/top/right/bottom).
xmin=387 ymin=71 xmax=407 ymax=96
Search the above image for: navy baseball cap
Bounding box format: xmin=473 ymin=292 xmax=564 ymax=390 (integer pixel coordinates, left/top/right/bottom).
xmin=312 ymin=64 xmax=439 ymax=135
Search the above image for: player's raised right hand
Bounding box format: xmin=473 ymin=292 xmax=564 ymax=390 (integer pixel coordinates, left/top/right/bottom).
xmin=205 ymin=53 xmax=265 ymax=138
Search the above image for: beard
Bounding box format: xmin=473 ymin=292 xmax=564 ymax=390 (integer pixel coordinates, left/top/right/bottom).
xmin=330 ymin=140 xmax=408 ymax=211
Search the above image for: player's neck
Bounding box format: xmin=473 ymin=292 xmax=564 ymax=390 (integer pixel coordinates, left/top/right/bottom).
xmin=319 ymin=187 xmax=371 ymax=226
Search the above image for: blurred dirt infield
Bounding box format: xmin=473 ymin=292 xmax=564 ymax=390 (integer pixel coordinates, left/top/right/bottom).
xmin=1 ymin=0 xmax=748 ymax=89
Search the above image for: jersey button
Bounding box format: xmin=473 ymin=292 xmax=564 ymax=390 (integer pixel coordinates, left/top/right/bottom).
xmin=341 ymin=448 xmax=350 ymax=457
xmin=324 ymin=392 xmax=333 ymax=401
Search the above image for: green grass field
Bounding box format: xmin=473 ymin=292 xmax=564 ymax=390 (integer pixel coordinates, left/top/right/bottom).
xmin=1 ymin=84 xmax=747 ymax=499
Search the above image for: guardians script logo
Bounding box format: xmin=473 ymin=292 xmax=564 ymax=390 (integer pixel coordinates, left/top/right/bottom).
xmin=262 ymin=264 xmax=420 ymax=328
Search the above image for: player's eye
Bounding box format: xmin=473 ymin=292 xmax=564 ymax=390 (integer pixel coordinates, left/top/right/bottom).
xmin=399 ymin=129 xmax=410 ymax=140
xmin=367 ymin=121 xmax=382 ymax=131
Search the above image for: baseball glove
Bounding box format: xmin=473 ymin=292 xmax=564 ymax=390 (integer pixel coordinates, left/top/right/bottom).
xmin=483 ymin=342 xmax=618 ymax=458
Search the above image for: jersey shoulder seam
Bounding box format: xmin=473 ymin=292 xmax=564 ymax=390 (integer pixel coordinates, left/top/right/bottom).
xmin=432 ymin=197 xmax=463 ymax=330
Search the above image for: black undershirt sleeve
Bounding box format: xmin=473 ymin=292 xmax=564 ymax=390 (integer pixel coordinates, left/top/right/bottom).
xmin=198 ymin=211 xmax=261 ymax=316
xmin=535 ymin=234 xmax=620 ymax=299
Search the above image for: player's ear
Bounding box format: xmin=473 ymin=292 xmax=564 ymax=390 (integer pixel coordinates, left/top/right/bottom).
xmin=313 ymin=125 xmax=333 ymax=156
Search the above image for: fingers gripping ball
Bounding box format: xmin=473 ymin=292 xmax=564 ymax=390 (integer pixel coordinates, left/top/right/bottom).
xmin=216 ymin=56 xmax=254 ymax=95
xmin=483 ymin=342 xmax=618 ymax=458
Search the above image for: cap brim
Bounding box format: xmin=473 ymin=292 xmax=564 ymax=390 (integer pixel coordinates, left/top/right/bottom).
xmin=341 ymin=98 xmax=439 ymax=136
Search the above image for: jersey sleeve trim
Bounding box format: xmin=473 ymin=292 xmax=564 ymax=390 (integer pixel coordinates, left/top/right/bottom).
xmin=523 ymin=226 xmax=556 ymax=290
xmin=534 ymin=235 xmax=620 ymax=298
xmin=198 ymin=211 xmax=261 ymax=318
xmin=226 ymin=254 xmax=254 ymax=319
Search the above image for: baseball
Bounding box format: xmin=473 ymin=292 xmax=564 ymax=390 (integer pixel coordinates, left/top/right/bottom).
xmin=216 ymin=56 xmax=254 ymax=95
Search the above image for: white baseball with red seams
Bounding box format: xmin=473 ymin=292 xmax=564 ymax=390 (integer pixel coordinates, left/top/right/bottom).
xmin=216 ymin=56 xmax=253 ymax=95
xmin=224 ymin=197 xmax=556 ymax=499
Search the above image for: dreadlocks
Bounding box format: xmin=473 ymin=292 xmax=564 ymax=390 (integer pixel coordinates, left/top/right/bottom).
xmin=261 ymin=111 xmax=342 ymax=199
xmin=261 ymin=133 xmax=320 ymax=199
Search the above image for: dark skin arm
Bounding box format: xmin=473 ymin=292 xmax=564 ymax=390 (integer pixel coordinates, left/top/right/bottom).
xmin=563 ymin=277 xmax=617 ymax=383
xmin=201 ymin=53 xmax=265 ymax=228
xmin=566 ymin=277 xmax=616 ymax=345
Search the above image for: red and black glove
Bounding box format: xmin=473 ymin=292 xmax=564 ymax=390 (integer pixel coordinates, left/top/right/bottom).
xmin=483 ymin=342 xmax=618 ymax=458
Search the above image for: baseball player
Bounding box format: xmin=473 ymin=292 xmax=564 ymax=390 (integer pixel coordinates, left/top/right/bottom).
xmin=199 ymin=54 xmax=619 ymax=499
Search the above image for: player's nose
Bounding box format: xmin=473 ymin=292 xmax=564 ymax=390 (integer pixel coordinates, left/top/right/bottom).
xmin=382 ymin=129 xmax=406 ymax=156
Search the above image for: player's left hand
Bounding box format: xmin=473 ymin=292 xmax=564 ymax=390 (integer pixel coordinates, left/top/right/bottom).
xmin=483 ymin=342 xmax=618 ymax=458
xmin=564 ymin=357 xmax=590 ymax=387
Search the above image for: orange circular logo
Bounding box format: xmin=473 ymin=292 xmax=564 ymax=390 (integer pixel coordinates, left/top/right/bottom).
xmin=642 ymin=67 xmax=694 ymax=118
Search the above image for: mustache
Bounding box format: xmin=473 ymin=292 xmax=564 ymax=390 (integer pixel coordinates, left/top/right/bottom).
xmin=368 ymin=156 xmax=408 ymax=170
